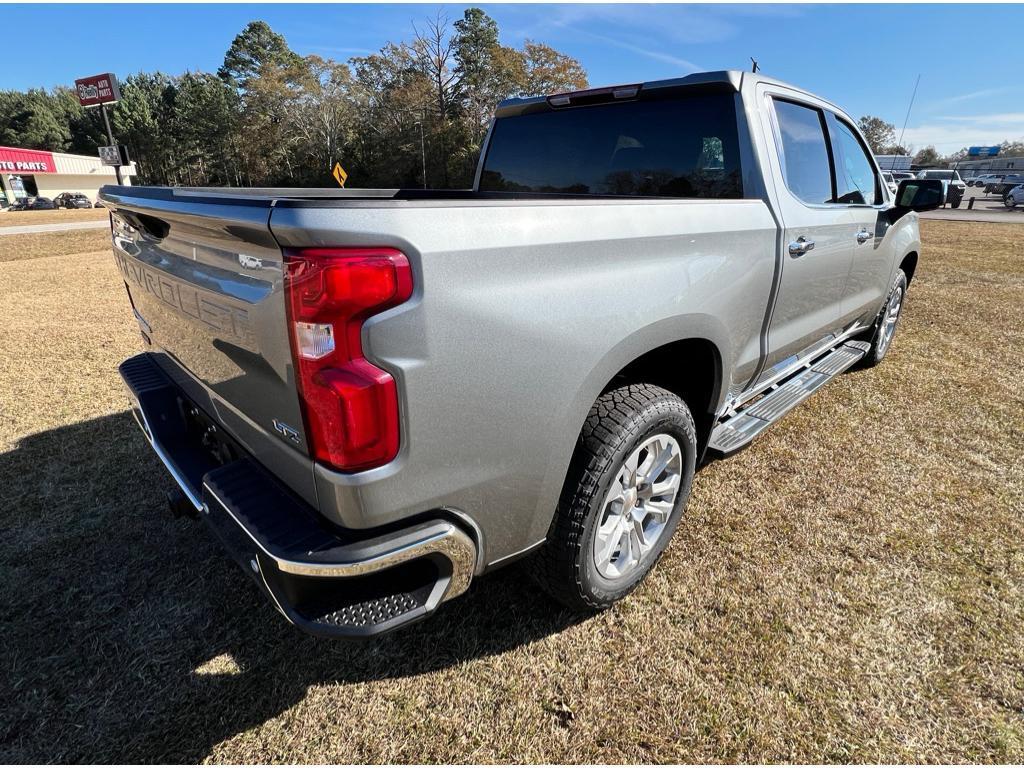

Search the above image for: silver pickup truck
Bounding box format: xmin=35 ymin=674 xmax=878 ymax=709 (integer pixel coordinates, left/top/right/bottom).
xmin=101 ymin=71 xmax=942 ymax=638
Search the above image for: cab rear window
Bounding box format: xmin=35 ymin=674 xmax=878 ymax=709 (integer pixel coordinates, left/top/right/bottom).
xmin=479 ymin=92 xmax=744 ymax=198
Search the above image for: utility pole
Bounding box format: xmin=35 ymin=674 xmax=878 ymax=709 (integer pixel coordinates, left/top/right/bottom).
xmin=98 ymin=102 xmax=123 ymax=185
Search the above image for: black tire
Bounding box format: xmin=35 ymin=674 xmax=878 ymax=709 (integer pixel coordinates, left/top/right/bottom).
xmin=533 ymin=384 xmax=697 ymax=611
xmin=861 ymin=269 xmax=908 ymax=368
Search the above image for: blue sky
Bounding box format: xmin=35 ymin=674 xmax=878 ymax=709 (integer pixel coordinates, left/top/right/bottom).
xmin=4 ymin=3 xmax=1023 ymax=151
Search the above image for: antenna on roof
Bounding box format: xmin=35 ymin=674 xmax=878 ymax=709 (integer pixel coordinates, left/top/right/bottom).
xmin=750 ymin=57 xmax=759 ymax=73
xmin=892 ymin=74 xmax=921 ymax=170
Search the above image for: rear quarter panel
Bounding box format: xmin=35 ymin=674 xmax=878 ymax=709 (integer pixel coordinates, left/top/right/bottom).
xmin=270 ymin=198 xmax=777 ymax=565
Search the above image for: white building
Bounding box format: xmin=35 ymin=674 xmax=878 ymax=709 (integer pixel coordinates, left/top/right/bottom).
xmin=950 ymin=155 xmax=1024 ymax=179
xmin=874 ymin=154 xmax=913 ymax=171
xmin=0 ymin=145 xmax=135 ymax=204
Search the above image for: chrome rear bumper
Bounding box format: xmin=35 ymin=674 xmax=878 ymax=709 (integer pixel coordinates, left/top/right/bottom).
xmin=120 ymin=352 xmax=477 ymax=638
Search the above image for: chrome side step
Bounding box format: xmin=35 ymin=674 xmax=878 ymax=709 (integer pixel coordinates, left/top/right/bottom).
xmin=708 ymin=340 xmax=870 ymax=456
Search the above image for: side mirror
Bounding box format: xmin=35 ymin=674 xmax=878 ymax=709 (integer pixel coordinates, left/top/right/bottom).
xmin=895 ymin=178 xmax=944 ymax=211
xmin=886 ymin=178 xmax=943 ymax=224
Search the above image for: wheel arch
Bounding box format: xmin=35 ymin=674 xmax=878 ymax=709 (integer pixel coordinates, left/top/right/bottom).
xmin=603 ymin=338 xmax=723 ymax=455
xmin=528 ymin=319 xmax=729 ymax=552
xmin=900 ymin=250 xmax=919 ymax=284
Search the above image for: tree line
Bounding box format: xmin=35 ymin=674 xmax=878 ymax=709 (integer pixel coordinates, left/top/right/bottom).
xmin=7 ymin=13 xmax=1017 ymax=190
xmin=857 ymin=115 xmax=1024 ymax=167
xmin=0 ymin=9 xmax=587 ymax=189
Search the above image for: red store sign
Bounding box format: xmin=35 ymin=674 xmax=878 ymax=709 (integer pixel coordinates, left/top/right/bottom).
xmin=74 ymin=73 xmax=121 ymax=107
xmin=0 ymin=146 xmax=57 ymax=174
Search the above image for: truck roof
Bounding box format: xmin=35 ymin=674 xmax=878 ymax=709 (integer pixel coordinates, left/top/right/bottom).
xmin=496 ymin=70 xmax=840 ymax=118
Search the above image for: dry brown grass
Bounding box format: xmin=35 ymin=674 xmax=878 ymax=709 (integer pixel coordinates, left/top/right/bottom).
xmin=0 ymin=207 xmax=108 ymax=227
xmin=1 ymin=220 xmax=1022 ymax=763
xmin=0 ymin=228 xmax=112 ymax=263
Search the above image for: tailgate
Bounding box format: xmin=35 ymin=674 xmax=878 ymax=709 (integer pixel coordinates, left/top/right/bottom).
xmin=101 ymin=187 xmax=316 ymax=504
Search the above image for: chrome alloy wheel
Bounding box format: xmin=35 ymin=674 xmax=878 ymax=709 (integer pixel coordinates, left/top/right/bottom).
xmin=592 ymin=433 xmax=683 ymax=580
xmin=877 ymin=283 xmax=904 ymax=357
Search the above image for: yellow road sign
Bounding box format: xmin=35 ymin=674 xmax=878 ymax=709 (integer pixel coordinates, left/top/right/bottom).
xmin=332 ymin=162 xmax=348 ymax=187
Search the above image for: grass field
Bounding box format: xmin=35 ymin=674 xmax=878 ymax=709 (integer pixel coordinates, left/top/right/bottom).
xmin=0 ymin=228 xmax=111 ymax=263
xmin=1 ymin=221 xmax=1022 ymax=763
xmin=0 ymin=207 xmax=108 ymax=227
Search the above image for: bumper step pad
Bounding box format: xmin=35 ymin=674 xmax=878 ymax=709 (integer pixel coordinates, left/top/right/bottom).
xmin=120 ymin=352 xmax=476 ymax=639
xmin=708 ymin=340 xmax=870 ymax=456
xmin=200 ymin=460 xmax=450 ymax=638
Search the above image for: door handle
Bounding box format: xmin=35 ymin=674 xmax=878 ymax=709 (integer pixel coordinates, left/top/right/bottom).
xmin=788 ymin=236 xmax=815 ymax=257
xmin=856 ymin=229 xmax=873 ymax=244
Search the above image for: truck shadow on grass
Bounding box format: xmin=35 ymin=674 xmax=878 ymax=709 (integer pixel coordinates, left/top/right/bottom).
xmin=1 ymin=411 xmax=582 ymax=763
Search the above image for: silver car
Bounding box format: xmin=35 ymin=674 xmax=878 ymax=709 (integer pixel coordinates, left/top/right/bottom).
xmin=101 ymin=71 xmax=941 ymax=637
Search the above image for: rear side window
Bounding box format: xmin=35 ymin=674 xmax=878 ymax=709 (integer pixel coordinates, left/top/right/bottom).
xmin=773 ymin=99 xmax=834 ymax=205
xmin=479 ymin=92 xmax=744 ymax=198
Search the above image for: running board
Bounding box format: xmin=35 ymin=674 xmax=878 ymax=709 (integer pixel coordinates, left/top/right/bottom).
xmin=708 ymin=340 xmax=871 ymax=456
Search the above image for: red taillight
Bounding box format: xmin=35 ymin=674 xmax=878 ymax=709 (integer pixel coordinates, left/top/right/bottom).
xmin=283 ymin=247 xmax=413 ymax=472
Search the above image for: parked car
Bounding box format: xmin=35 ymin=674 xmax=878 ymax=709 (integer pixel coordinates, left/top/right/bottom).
xmin=1004 ymin=184 xmax=1024 ymax=209
xmin=986 ymin=174 xmax=1024 ymax=198
xmin=881 ymin=171 xmax=899 ymax=196
xmin=9 ymin=196 xmax=56 ymax=211
xmin=891 ymin=171 xmax=915 ymax=183
xmin=968 ymin=173 xmax=1003 ymax=188
xmin=101 ymin=70 xmax=941 ymax=638
xmin=53 ymin=192 xmax=93 ymax=209
xmin=917 ymin=169 xmax=966 ymax=207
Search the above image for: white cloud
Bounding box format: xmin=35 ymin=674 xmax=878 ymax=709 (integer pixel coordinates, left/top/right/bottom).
xmin=302 ymin=45 xmax=374 ymax=56
xmin=507 ymin=5 xmax=733 ymax=45
xmin=505 ymin=4 xmax=801 ymax=52
xmin=937 ymin=113 xmax=1024 ymax=124
xmin=571 ymin=30 xmax=703 ymax=74
xmin=899 ymin=114 xmax=1024 ymax=150
xmin=927 ymin=86 xmax=1017 ymax=107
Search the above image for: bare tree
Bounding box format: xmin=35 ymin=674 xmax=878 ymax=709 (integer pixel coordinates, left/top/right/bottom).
xmin=412 ymin=12 xmax=461 ymax=185
xmin=291 ymin=56 xmax=355 ymax=177
xmin=413 ymin=12 xmax=460 ymax=121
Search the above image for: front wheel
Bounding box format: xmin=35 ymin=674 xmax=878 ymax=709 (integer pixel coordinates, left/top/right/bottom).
xmin=533 ymin=384 xmax=696 ymax=611
xmin=1005 ymin=196 xmax=1017 ymax=210
xmin=861 ymin=269 xmax=908 ymax=368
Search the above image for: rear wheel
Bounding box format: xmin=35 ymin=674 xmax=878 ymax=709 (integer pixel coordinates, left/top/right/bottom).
xmin=861 ymin=269 xmax=908 ymax=368
xmin=534 ymin=384 xmax=696 ymax=611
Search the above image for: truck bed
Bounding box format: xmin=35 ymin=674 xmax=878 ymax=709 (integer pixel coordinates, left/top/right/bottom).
xmin=102 ymin=184 xmax=736 ymax=204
